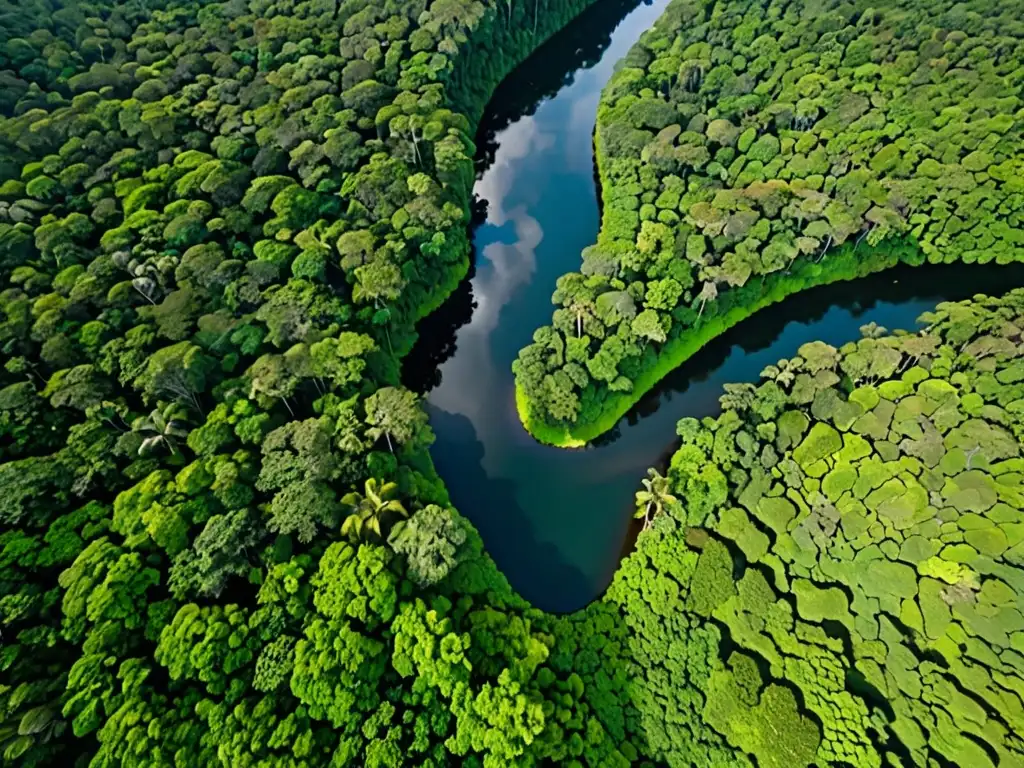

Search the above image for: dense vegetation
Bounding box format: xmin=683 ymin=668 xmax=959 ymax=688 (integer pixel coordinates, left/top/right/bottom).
xmin=514 ymin=0 xmax=1024 ymax=445
xmin=604 ymin=288 xmax=1024 ymax=768
xmin=4 ymin=0 xmax=1024 ymax=766
xmin=0 ymin=0 xmax=636 ymax=764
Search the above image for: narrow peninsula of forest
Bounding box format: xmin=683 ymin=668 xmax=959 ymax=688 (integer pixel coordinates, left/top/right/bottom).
xmin=2 ymin=0 xmax=1024 ymax=767
xmin=515 ymin=0 xmax=1024 ymax=446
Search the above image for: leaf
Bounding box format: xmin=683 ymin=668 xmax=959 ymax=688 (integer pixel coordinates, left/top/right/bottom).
xmin=388 ymin=519 xmax=408 ymax=542
xmin=18 ymin=706 xmax=55 ymax=736
xmin=4 ymin=735 xmax=33 ymax=761
xmin=139 ymin=436 xmax=163 ymax=455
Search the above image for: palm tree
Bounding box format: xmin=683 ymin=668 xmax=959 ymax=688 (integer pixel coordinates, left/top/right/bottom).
xmin=341 ymin=478 xmax=409 ymax=540
xmin=634 ymin=469 xmax=678 ymax=530
xmin=134 ymin=404 xmax=190 ymax=456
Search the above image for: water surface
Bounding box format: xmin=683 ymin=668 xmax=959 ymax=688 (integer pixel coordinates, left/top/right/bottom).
xmin=406 ymin=0 xmax=1024 ymax=612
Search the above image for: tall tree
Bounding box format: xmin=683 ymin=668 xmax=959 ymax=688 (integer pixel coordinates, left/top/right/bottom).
xmin=634 ymin=468 xmax=678 ymax=530
xmin=363 ymin=386 xmax=432 ymax=454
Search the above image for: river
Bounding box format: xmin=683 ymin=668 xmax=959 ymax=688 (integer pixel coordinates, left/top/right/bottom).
xmin=404 ymin=0 xmax=1024 ymax=613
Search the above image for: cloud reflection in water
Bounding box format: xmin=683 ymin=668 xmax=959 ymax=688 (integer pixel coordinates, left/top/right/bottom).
xmin=427 ymin=116 xmax=552 ymax=467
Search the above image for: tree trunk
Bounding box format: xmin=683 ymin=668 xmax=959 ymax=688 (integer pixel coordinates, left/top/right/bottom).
xmin=965 ymin=445 xmax=980 ymax=470
xmin=134 ymin=284 xmax=157 ymax=305
xmin=816 ymin=234 xmax=832 ymax=263
xmin=856 ymin=224 xmax=874 ymax=247
xmin=385 ymin=431 xmax=394 ymax=454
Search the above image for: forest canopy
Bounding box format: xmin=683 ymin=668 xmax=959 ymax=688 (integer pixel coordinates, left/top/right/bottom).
xmin=3 ymin=0 xmax=1024 ymax=765
xmin=0 ymin=0 xmax=624 ymax=764
xmin=514 ymin=0 xmax=1024 ymax=444
xmin=602 ymin=288 xmax=1024 ymax=768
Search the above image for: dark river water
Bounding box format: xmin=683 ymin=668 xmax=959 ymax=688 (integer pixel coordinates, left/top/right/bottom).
xmin=405 ymin=0 xmax=1024 ymax=612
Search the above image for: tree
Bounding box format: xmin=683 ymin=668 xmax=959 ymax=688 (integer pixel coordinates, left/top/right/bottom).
xmin=353 ymin=259 xmax=406 ymax=353
xmin=759 ymin=358 xmax=800 ymax=389
xmin=58 ymin=539 xmax=159 ymax=643
xmin=336 ymin=229 xmax=376 ymax=271
xmin=632 ymin=309 xmax=667 ymax=345
xmin=797 ymin=341 xmax=839 ymax=373
xmin=268 ymin=481 xmax=337 ymax=543
xmin=258 ymin=418 xmax=339 ymax=491
xmin=696 ymin=280 xmax=718 ymax=322
xmin=42 ymin=365 xmax=110 ymax=412
xmin=353 ymin=260 xmax=405 ymax=308
xmin=247 ymin=353 xmax=301 ymax=416
xmin=859 ymin=321 xmax=887 ymax=339
xmin=133 ymin=404 xmax=190 ymax=456
xmin=155 ymin=603 xmax=256 ymax=696
xmin=137 ymin=342 xmax=213 ymax=415
xmin=169 ymin=508 xmax=258 ymax=599
xmin=309 ymin=332 xmax=376 ymax=392
xmin=341 ymin=478 xmax=408 ymax=541
xmin=389 ymin=504 xmax=467 ymax=586
xmin=634 ymin=469 xmax=678 ymax=529
xmin=290 ymin=617 xmax=386 ymax=735
xmin=364 ymin=387 xmax=432 ymax=454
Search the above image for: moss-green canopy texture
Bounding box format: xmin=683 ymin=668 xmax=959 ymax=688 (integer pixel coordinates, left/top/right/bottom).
xmin=515 ymin=0 xmax=1024 ymax=441
xmin=4 ymin=0 xmax=1024 ymax=764
xmin=0 ymin=0 xmax=626 ymax=763
xmin=604 ymin=289 xmax=1024 ymax=767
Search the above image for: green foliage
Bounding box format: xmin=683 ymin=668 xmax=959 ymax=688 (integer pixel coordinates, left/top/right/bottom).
xmin=6 ymin=0 xmax=1024 ymax=765
xmin=516 ymin=0 xmax=1024 ymax=444
xmin=605 ymin=291 xmax=1024 ymax=768
xmin=389 ymin=504 xmax=467 ymax=586
xmin=0 ymin=0 xmax=636 ymax=764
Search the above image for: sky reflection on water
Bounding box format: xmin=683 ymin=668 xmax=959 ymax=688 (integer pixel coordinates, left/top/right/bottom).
xmin=408 ymin=0 xmax=1024 ymax=612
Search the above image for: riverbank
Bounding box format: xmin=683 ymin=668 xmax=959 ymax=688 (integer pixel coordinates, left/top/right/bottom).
xmin=516 ymin=236 xmax=934 ymax=446
xmin=512 ymin=0 xmax=1024 ymax=448
xmin=397 ymin=0 xmax=611 ymax=356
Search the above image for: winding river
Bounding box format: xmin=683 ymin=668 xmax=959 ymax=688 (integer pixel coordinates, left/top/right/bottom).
xmin=405 ymin=0 xmax=1024 ymax=613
